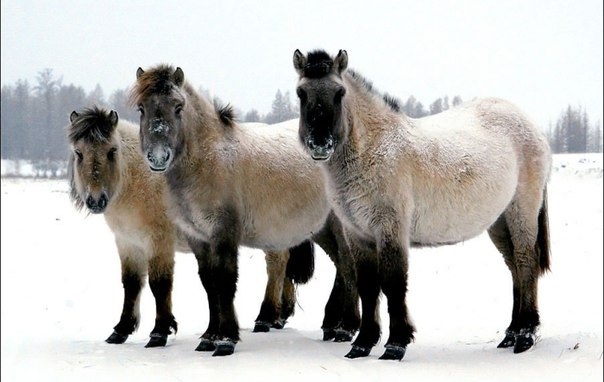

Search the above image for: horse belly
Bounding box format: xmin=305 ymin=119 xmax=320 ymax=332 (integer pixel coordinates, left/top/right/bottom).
xmin=411 ymin=175 xmax=517 ymax=245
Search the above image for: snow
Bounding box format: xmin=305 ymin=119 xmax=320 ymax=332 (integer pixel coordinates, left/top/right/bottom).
xmin=1 ymin=153 xmax=602 ymax=381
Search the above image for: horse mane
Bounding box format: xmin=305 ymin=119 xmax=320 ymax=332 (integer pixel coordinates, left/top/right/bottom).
xmin=346 ymin=69 xmax=402 ymax=114
xmin=67 ymin=106 xmax=116 ymax=144
xmin=130 ymin=64 xmax=177 ymax=107
xmin=302 ymin=50 xmax=402 ymax=113
xmin=303 ymin=49 xmax=336 ymax=78
xmin=131 ymin=63 xmax=237 ymax=127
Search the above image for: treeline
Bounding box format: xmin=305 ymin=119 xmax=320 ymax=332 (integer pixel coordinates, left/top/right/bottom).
xmin=1 ymin=69 xmax=601 ymax=166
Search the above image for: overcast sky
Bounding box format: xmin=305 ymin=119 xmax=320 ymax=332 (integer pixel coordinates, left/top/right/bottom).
xmin=2 ymin=0 xmax=602 ymax=129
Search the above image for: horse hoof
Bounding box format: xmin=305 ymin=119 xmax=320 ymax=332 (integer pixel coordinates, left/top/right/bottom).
xmin=145 ymin=333 xmax=167 ymax=348
xmin=379 ymin=344 xmax=406 ymax=361
xmin=497 ymin=330 xmax=516 ymax=348
xmin=212 ymin=340 xmax=236 ymax=356
xmin=323 ymin=328 xmax=336 ymax=341
xmin=334 ymin=329 xmax=355 ymax=342
xmin=345 ymin=345 xmax=372 ymax=359
xmin=272 ymin=319 xmax=286 ymax=329
xmin=195 ymin=338 xmax=216 ymax=352
xmin=105 ymin=331 xmax=128 ymax=344
xmin=513 ymin=330 xmax=537 ymax=353
xmin=253 ymin=321 xmax=271 ymax=333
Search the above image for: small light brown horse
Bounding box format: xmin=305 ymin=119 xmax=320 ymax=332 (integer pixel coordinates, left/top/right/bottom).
xmin=131 ymin=65 xmax=361 ymax=356
xmin=293 ymin=49 xmax=552 ymax=360
xmin=67 ymin=106 xmax=315 ymax=347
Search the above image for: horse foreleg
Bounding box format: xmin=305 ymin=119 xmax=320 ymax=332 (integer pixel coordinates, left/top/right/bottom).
xmin=209 ymin=234 xmax=240 ymax=356
xmin=146 ymin=251 xmax=177 ymax=348
xmin=191 ymin=240 xmax=219 ymax=352
xmin=345 ymin=240 xmax=381 ymax=359
xmin=107 ymin=254 xmax=144 ymax=344
xmin=254 ymin=250 xmax=287 ymax=333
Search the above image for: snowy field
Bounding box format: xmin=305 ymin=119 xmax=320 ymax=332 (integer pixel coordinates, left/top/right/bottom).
xmin=1 ymin=153 xmax=602 ymax=381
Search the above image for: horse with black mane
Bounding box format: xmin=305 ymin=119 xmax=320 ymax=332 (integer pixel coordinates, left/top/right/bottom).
xmin=130 ymin=66 xmax=361 ymax=356
xmin=67 ymin=106 xmax=317 ymax=347
xmin=293 ymin=49 xmax=552 ymax=360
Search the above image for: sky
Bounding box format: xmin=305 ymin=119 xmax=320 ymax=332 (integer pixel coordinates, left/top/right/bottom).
xmin=1 ymin=153 xmax=602 ymax=381
xmin=1 ymin=0 xmax=602 ymax=130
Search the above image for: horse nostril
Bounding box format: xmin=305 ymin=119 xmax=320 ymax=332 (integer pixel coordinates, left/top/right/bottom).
xmin=85 ymin=195 xmax=96 ymax=210
xmin=98 ymin=193 xmax=108 ymax=210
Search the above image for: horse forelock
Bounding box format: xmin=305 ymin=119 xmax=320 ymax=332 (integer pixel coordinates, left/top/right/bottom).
xmin=130 ymin=64 xmax=178 ymax=106
xmin=68 ymin=106 xmax=115 ymax=145
xmin=303 ymin=50 xmax=336 ymax=78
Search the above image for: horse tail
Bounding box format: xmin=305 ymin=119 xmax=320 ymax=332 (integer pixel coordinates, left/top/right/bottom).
xmin=286 ymin=240 xmax=315 ymax=284
xmin=537 ymin=186 xmax=551 ymax=274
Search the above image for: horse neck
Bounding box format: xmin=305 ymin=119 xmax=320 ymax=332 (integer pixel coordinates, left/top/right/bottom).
xmin=174 ymin=85 xmax=229 ymax=171
xmin=341 ymin=79 xmax=403 ymax=157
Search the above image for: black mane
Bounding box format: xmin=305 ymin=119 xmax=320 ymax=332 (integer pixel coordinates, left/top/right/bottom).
xmin=346 ymin=69 xmax=402 ymax=113
xmin=68 ymin=106 xmax=115 ymax=144
xmin=303 ymin=50 xmax=335 ymax=78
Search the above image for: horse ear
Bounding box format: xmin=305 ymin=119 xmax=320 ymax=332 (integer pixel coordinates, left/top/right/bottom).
xmin=136 ymin=67 xmax=145 ymax=79
xmin=293 ymin=49 xmax=307 ymax=76
xmin=334 ymin=50 xmax=348 ymax=74
xmin=109 ymin=110 xmax=119 ymax=127
xmin=69 ymin=111 xmax=79 ymax=123
xmin=174 ymin=67 xmax=184 ymax=86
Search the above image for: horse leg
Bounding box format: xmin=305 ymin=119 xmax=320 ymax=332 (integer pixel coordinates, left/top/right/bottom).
xmin=145 ymin=248 xmax=177 ymax=348
xmin=487 ymin=214 xmax=519 ymax=349
xmin=207 ymin=225 xmax=241 ymax=356
xmin=107 ymin=250 xmax=144 ymax=344
xmin=312 ymin=217 xmax=360 ymax=342
xmin=190 ymin=240 xmax=219 ymax=352
xmin=344 ymin=237 xmax=381 ymax=358
xmin=254 ymin=250 xmax=288 ymax=333
xmin=280 ymin=275 xmax=296 ymax=327
xmin=376 ymin=233 xmax=415 ymax=361
xmin=500 ymin=190 xmax=549 ymax=353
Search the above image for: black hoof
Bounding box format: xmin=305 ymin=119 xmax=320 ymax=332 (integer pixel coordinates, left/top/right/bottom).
xmin=272 ymin=319 xmax=286 ymax=329
xmin=253 ymin=321 xmax=271 ymax=333
xmin=212 ymin=340 xmax=236 ymax=356
xmin=195 ymin=338 xmax=216 ymax=352
xmin=379 ymin=344 xmax=406 ymax=361
xmin=497 ymin=330 xmax=516 ymax=348
xmin=106 ymin=331 xmax=128 ymax=344
xmin=145 ymin=333 xmax=167 ymax=348
xmin=345 ymin=345 xmax=372 ymax=359
xmin=513 ymin=330 xmax=536 ymax=353
xmin=323 ymin=328 xmax=336 ymax=341
xmin=334 ymin=329 xmax=355 ymax=343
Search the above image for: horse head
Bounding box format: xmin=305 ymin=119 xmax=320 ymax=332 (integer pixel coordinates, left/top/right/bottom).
xmin=293 ymin=49 xmax=349 ymax=161
xmin=67 ymin=107 xmax=123 ymax=214
xmin=131 ymin=65 xmax=186 ymax=172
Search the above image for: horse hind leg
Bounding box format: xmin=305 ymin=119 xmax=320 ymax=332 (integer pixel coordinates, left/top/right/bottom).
xmin=254 ymin=250 xmax=288 ymax=333
xmin=488 ymin=189 xmax=550 ymax=354
xmin=145 ymin=250 xmax=177 ymax=348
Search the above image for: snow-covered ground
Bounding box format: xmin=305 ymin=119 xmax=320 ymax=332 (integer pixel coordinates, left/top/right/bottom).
xmin=1 ymin=153 xmax=602 ymax=381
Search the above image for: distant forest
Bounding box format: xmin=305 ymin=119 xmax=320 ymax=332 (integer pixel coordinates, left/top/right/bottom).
xmin=1 ymin=68 xmax=602 ymax=172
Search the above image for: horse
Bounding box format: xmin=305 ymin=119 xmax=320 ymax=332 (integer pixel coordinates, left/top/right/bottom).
xmin=67 ymin=106 xmax=318 ymax=348
xmin=293 ymin=49 xmax=552 ymax=361
xmin=130 ymin=64 xmax=361 ymax=356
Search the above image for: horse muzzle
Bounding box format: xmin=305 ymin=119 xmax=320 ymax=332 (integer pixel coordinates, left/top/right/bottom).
xmin=145 ymin=145 xmax=173 ymax=172
xmin=85 ymin=192 xmax=109 ymax=214
xmin=305 ymin=136 xmax=334 ymax=161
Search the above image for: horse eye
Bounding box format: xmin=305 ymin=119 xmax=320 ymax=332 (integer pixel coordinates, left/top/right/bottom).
xmin=107 ymin=147 xmax=117 ymax=161
xmin=335 ymin=88 xmax=346 ymax=103
xmin=175 ymin=104 xmax=183 ymax=117
xmin=74 ymin=149 xmax=83 ymax=161
xmin=296 ymin=87 xmax=307 ymax=103
xmin=137 ymin=105 xmax=145 ymax=116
